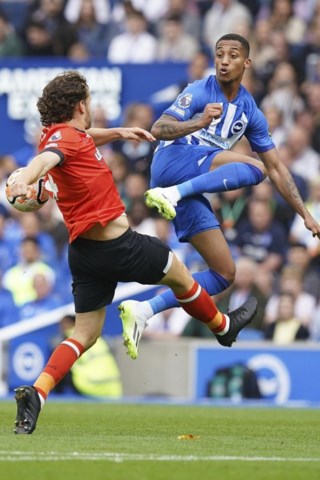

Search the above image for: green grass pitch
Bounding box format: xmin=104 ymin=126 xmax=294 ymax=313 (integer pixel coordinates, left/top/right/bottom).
xmin=1 ymin=400 xmax=320 ymax=480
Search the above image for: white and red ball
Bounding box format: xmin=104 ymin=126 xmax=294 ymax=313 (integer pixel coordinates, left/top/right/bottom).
xmin=5 ymin=168 xmax=49 ymax=212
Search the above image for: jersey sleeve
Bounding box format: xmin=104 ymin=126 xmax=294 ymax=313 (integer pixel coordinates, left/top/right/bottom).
xmin=40 ymin=126 xmax=80 ymax=164
xmin=245 ymin=106 xmax=275 ymax=153
xmin=163 ymin=78 xmax=209 ymax=122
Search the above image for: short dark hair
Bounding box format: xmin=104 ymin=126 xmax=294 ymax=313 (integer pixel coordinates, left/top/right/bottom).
xmin=37 ymin=71 xmax=89 ymax=126
xmin=216 ymin=33 xmax=250 ymax=57
xmin=22 ymin=236 xmax=40 ymax=247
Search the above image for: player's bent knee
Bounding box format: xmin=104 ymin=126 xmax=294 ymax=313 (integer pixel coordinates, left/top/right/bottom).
xmin=255 ymin=162 xmax=267 ymax=178
xmin=160 ymin=256 xmax=194 ymax=293
xmin=224 ymin=266 xmax=236 ymax=285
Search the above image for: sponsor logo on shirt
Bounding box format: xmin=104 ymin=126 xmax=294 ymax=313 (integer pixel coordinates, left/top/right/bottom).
xmin=231 ymin=120 xmax=245 ymax=135
xmin=178 ymin=93 xmax=193 ymax=109
xmin=48 ymin=130 xmax=62 ymax=141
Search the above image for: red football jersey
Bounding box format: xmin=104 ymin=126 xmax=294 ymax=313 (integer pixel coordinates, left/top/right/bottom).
xmin=39 ymin=124 xmax=125 ymax=242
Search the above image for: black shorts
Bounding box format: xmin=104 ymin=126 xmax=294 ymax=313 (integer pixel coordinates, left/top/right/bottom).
xmin=68 ymin=227 xmax=172 ymax=313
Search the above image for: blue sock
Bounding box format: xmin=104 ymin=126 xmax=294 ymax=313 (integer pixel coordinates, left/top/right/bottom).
xmin=177 ymin=163 xmax=264 ymax=197
xmin=148 ymin=269 xmax=230 ymax=314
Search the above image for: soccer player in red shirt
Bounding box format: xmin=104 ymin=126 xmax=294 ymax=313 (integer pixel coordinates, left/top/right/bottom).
xmin=9 ymin=71 xmax=257 ymax=434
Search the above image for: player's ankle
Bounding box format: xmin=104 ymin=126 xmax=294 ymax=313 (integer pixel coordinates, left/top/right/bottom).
xmin=138 ymin=301 xmax=154 ymax=321
xmin=162 ymin=186 xmax=181 ymax=205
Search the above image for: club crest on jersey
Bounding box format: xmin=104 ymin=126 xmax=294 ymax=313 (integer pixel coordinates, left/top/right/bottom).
xmin=231 ymin=120 xmax=245 ymax=135
xmin=178 ymin=93 xmax=192 ymax=109
xmin=48 ymin=131 xmax=62 ymax=142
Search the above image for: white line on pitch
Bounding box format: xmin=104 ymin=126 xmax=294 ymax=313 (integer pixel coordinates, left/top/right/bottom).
xmin=0 ymin=452 xmax=320 ymax=462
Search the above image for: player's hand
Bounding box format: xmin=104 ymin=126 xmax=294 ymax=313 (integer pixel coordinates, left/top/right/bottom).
xmin=121 ymin=127 xmax=156 ymax=142
xmin=304 ymin=215 xmax=320 ymax=239
xmin=201 ymin=103 xmax=223 ymax=127
xmin=8 ymin=181 xmax=32 ymax=198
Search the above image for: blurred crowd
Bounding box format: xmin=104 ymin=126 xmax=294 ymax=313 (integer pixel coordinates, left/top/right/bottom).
xmin=1 ymin=0 xmax=320 ymax=345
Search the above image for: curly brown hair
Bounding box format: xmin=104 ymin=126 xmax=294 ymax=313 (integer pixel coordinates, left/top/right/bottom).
xmin=37 ymin=71 xmax=89 ymax=126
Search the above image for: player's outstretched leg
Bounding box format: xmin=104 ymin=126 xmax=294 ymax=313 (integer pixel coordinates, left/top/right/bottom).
xmin=216 ymin=297 xmax=258 ymax=347
xmin=119 ymin=300 xmax=149 ymax=359
xmin=145 ymin=188 xmax=177 ymax=220
xmin=14 ymin=385 xmax=41 ymax=434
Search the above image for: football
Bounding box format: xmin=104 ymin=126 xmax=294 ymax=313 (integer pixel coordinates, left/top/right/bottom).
xmin=5 ymin=167 xmax=50 ymax=212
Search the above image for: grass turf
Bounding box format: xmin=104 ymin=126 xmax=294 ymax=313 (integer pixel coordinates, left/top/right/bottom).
xmin=1 ymin=400 xmax=320 ymax=480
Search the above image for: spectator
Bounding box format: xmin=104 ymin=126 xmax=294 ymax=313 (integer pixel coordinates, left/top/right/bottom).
xmin=272 ymin=143 xmax=309 ymax=234
xmin=19 ymin=272 xmax=63 ymax=320
xmin=0 ymin=274 xmax=19 ymax=327
xmin=150 ymin=50 xmax=211 ymax=117
xmin=64 ymin=0 xmax=112 ymax=24
xmin=290 ymin=176 xmax=320 ymax=259
xmin=92 ymin=105 xmax=110 ymax=129
xmin=143 ymin=287 xmax=191 ymax=339
xmin=107 ymin=9 xmax=157 ymax=63
xmin=301 ymin=15 xmax=320 ymax=81
xmin=250 ymin=179 xmax=277 ymax=208
xmin=239 ymin=63 xmax=265 ymax=104
xmin=53 ymin=244 xmax=73 ymax=304
xmin=127 ymin=197 xmax=157 ymax=236
xmin=235 ymin=197 xmax=288 ymax=273
xmin=264 ymin=265 xmax=317 ymax=329
xmin=294 ymin=0 xmax=318 ymax=23
xmin=0 ymin=11 xmax=24 ymax=56
xmin=123 ymin=172 xmax=149 ymax=209
xmin=6 ymin=125 xmax=42 ymax=169
xmin=145 ymin=307 xmax=191 ymax=338
xmin=153 ymin=217 xmax=185 ymax=259
xmin=17 ymin=212 xmax=58 ymax=268
xmin=285 ymin=242 xmax=320 ymax=301
xmin=104 ymin=151 xmax=129 ymax=199
xmin=0 ymin=206 xmax=17 ymax=275
xmin=52 ymin=314 xmax=123 ymax=398
xmin=260 ymin=62 xmax=305 ymax=130
xmin=112 ymin=102 xmax=155 ymax=175
xmin=156 ymin=14 xmax=200 ymax=62
xmin=264 ymin=292 xmax=310 ymax=344
xmin=265 ymin=0 xmax=307 ymax=46
xmin=302 ymin=83 xmax=320 ymax=153
xmin=67 ymin=41 xmax=90 ymax=60
xmin=23 ymin=0 xmax=78 ymax=56
xmin=23 ymin=19 xmax=55 ymax=56
xmin=0 ymin=156 xmax=17 ymax=210
xmin=65 ymin=0 xmax=115 ymax=57
xmin=214 ymin=188 xmax=248 ymax=253
xmin=36 ymin=200 xmax=68 ymax=257
xmin=310 ymin=300 xmax=320 ymax=341
xmin=255 ymin=29 xmax=298 ymax=87
xmin=238 ymin=0 xmax=261 ymax=18
xmin=262 ymin=105 xmax=287 ymax=148
xmin=126 ymin=0 xmax=170 ymax=26
xmin=217 ymin=256 xmax=268 ymax=332
xmin=202 ymin=0 xmax=252 ymax=53
xmin=285 ymin=124 xmax=320 ymax=182
xmin=181 ymin=314 xmax=214 ymax=338
xmin=162 ymin=0 xmax=202 ymax=38
xmin=254 ymin=267 xmax=274 ymax=299
xmin=2 ymin=237 xmax=55 ymax=307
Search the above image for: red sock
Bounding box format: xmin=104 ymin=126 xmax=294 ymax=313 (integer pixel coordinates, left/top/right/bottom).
xmin=176 ymin=281 xmax=226 ymax=332
xmin=34 ymin=338 xmax=85 ymax=399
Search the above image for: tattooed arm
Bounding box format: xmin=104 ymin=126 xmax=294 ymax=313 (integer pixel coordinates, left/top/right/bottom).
xmin=259 ymin=148 xmax=320 ymax=238
xmin=151 ymin=104 xmax=223 ymax=140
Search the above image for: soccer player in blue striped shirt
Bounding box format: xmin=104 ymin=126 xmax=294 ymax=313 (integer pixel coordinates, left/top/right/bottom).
xmin=127 ymin=33 xmax=320 ymax=324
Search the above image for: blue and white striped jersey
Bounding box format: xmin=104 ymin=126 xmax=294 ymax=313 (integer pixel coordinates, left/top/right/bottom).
xmin=158 ymin=75 xmax=275 ymax=153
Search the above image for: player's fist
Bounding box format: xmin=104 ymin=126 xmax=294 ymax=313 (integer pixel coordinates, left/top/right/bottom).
xmin=201 ymin=103 xmax=223 ymax=126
